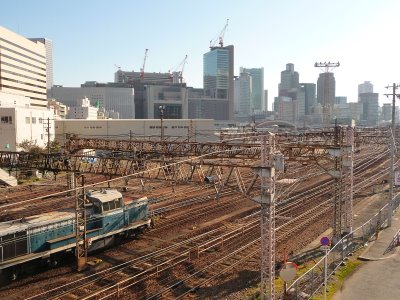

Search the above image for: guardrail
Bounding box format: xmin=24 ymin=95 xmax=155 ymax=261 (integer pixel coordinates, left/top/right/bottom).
xmin=283 ymin=192 xmax=400 ymax=299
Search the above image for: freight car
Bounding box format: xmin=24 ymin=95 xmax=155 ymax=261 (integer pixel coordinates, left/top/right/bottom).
xmin=0 ymin=189 xmax=151 ymax=281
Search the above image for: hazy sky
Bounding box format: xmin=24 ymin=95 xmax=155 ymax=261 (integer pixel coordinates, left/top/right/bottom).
xmin=1 ymin=0 xmax=399 ymax=109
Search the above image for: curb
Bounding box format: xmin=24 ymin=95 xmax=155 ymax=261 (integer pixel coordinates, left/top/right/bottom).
xmin=358 ymin=243 xmax=400 ymax=261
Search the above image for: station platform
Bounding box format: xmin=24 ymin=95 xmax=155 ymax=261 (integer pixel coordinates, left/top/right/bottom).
xmin=332 ymin=208 xmax=400 ymax=300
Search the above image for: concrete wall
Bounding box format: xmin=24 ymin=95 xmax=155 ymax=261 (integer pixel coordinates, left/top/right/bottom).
xmin=55 ymin=119 xmax=216 ymax=145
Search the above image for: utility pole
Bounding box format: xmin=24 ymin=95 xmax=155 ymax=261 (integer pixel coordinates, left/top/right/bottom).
xmin=46 ymin=117 xmax=51 ymax=153
xmin=75 ymin=174 xmax=87 ymax=271
xmin=384 ymin=83 xmax=400 ymax=227
xmin=159 ymin=105 xmax=165 ymax=143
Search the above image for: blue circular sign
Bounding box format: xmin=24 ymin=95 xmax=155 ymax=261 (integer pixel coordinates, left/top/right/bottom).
xmin=320 ymin=236 xmax=330 ymax=246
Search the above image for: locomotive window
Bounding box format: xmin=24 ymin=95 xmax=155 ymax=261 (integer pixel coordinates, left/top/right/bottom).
xmin=108 ymin=200 xmax=116 ymax=210
xmin=103 ymin=202 xmax=110 ymax=212
xmin=93 ymin=202 xmax=101 ymax=214
xmin=115 ymin=199 xmax=122 ymax=209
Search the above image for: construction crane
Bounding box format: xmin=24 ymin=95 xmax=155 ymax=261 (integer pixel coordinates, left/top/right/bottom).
xmin=140 ymin=48 xmax=149 ymax=81
xmin=209 ymin=19 xmax=229 ymax=48
xmin=170 ymin=55 xmax=188 ymax=84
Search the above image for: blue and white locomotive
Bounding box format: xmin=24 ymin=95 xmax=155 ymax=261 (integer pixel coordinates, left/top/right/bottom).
xmin=0 ymin=189 xmax=150 ymax=281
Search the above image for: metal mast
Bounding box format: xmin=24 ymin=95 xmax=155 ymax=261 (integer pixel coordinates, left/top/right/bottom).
xmin=75 ymin=175 xmax=87 ymax=271
xmin=314 ymin=62 xmax=340 ymax=125
xmin=252 ymin=134 xmax=283 ymax=299
xmin=384 ymin=83 xmax=400 ymax=227
xmin=331 ymin=122 xmax=343 ymax=240
xmin=343 ymin=124 xmax=354 ymax=233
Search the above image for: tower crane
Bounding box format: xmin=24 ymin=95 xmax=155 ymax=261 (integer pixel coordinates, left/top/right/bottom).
xmin=179 ymin=55 xmax=188 ymax=84
xmin=140 ymin=48 xmax=149 ymax=81
xmin=209 ymin=19 xmax=229 ymax=48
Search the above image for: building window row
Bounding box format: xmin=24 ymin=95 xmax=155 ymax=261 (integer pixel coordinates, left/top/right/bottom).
xmin=0 ymin=38 xmax=46 ymax=59
xmin=1 ymin=61 xmax=46 ymax=78
xmin=171 ymin=126 xmax=189 ymax=129
xmin=149 ymin=126 xmax=168 ymax=129
xmin=2 ymin=69 xmax=46 ymax=84
xmin=83 ymin=126 xmax=103 ymax=129
xmin=1 ymin=53 xmax=46 ymax=72
xmin=0 ymin=44 xmax=46 ymax=65
xmin=0 ymin=116 xmax=12 ymax=124
xmin=2 ymin=76 xmax=46 ymax=90
xmin=2 ymin=84 xmax=47 ymax=96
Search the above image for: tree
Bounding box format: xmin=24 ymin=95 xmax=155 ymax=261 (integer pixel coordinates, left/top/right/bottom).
xmin=18 ymin=140 xmax=44 ymax=154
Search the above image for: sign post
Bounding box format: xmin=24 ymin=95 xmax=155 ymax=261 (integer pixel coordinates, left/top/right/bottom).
xmin=320 ymin=237 xmax=331 ymax=300
xmin=279 ymin=261 xmax=298 ymax=296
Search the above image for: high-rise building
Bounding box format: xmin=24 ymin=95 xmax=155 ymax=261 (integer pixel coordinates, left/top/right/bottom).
xmin=359 ymin=92 xmax=379 ymax=125
xmin=203 ymin=45 xmax=234 ymax=120
xmin=358 ymin=81 xmax=373 ymax=95
xmin=234 ymin=71 xmax=252 ymax=119
xmin=300 ymin=83 xmax=316 ymax=115
xmin=240 ymin=67 xmax=264 ymax=111
xmin=279 ymin=63 xmax=299 ymax=96
xmin=0 ymin=26 xmax=47 ymax=107
xmin=317 ymin=72 xmax=336 ymax=122
xmin=29 ymin=38 xmax=53 ymax=96
xmin=275 ymin=64 xmax=304 ymax=123
xmin=335 ymin=96 xmax=347 ymax=105
xmin=264 ymin=90 xmax=268 ymax=112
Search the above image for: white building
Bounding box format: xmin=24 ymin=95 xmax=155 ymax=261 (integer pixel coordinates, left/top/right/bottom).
xmin=0 ymin=92 xmax=55 ymax=151
xmin=67 ymin=97 xmax=98 ymax=120
xmin=0 ymin=26 xmax=47 ymax=108
xmin=234 ymin=72 xmax=252 ymax=119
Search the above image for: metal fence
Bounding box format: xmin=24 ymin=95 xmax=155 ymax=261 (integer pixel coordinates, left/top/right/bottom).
xmin=283 ymin=193 xmax=400 ymax=299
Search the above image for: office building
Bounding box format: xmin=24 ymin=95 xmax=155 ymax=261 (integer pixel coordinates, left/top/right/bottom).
xmin=51 ymin=82 xmax=135 ymax=119
xmin=275 ymin=64 xmax=304 ymax=122
xmin=203 ymin=45 xmax=234 ymax=120
xmin=0 ymin=26 xmax=47 ymax=108
xmin=29 ymin=38 xmax=53 ymax=96
xmin=359 ymin=92 xmax=379 ymax=125
xmin=144 ymin=84 xmax=188 ymax=119
xmin=67 ymin=97 xmax=98 ymax=120
xmin=335 ymin=96 xmax=347 ymax=105
xmin=317 ymin=72 xmax=336 ymax=122
xmin=188 ymin=88 xmax=229 ymax=120
xmin=300 ymin=83 xmax=316 ymax=115
xmin=234 ymin=71 xmax=252 ymax=119
xmin=358 ymin=81 xmax=373 ymax=96
xmin=240 ymin=67 xmax=264 ymax=111
xmin=279 ymin=63 xmax=299 ymax=96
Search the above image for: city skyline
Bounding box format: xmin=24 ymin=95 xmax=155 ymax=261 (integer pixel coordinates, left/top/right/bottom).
xmin=1 ymin=0 xmax=399 ymax=110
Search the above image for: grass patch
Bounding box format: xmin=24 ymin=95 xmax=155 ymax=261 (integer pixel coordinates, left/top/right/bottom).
xmin=244 ymin=251 xmax=365 ymax=300
xmin=311 ymin=251 xmax=364 ymax=300
xmin=243 ymin=260 xmax=325 ymax=300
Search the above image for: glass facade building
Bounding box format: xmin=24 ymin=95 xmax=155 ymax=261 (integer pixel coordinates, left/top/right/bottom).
xmin=203 ymin=45 xmax=234 ymax=120
xmin=240 ymin=67 xmax=264 ymax=111
xmin=203 ymin=48 xmax=229 ymax=99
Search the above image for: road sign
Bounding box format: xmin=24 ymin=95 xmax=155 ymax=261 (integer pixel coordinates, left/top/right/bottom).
xmin=320 ymin=245 xmax=330 ymax=251
xmin=279 ymin=262 xmax=298 ymax=282
xmin=320 ymin=236 xmax=330 ymax=246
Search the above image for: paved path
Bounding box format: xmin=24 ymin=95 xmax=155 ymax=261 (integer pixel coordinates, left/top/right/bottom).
xmin=332 ymin=210 xmax=400 ymax=300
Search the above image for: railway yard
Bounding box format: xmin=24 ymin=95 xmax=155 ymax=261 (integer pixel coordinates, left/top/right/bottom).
xmin=0 ymin=126 xmax=396 ymax=299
